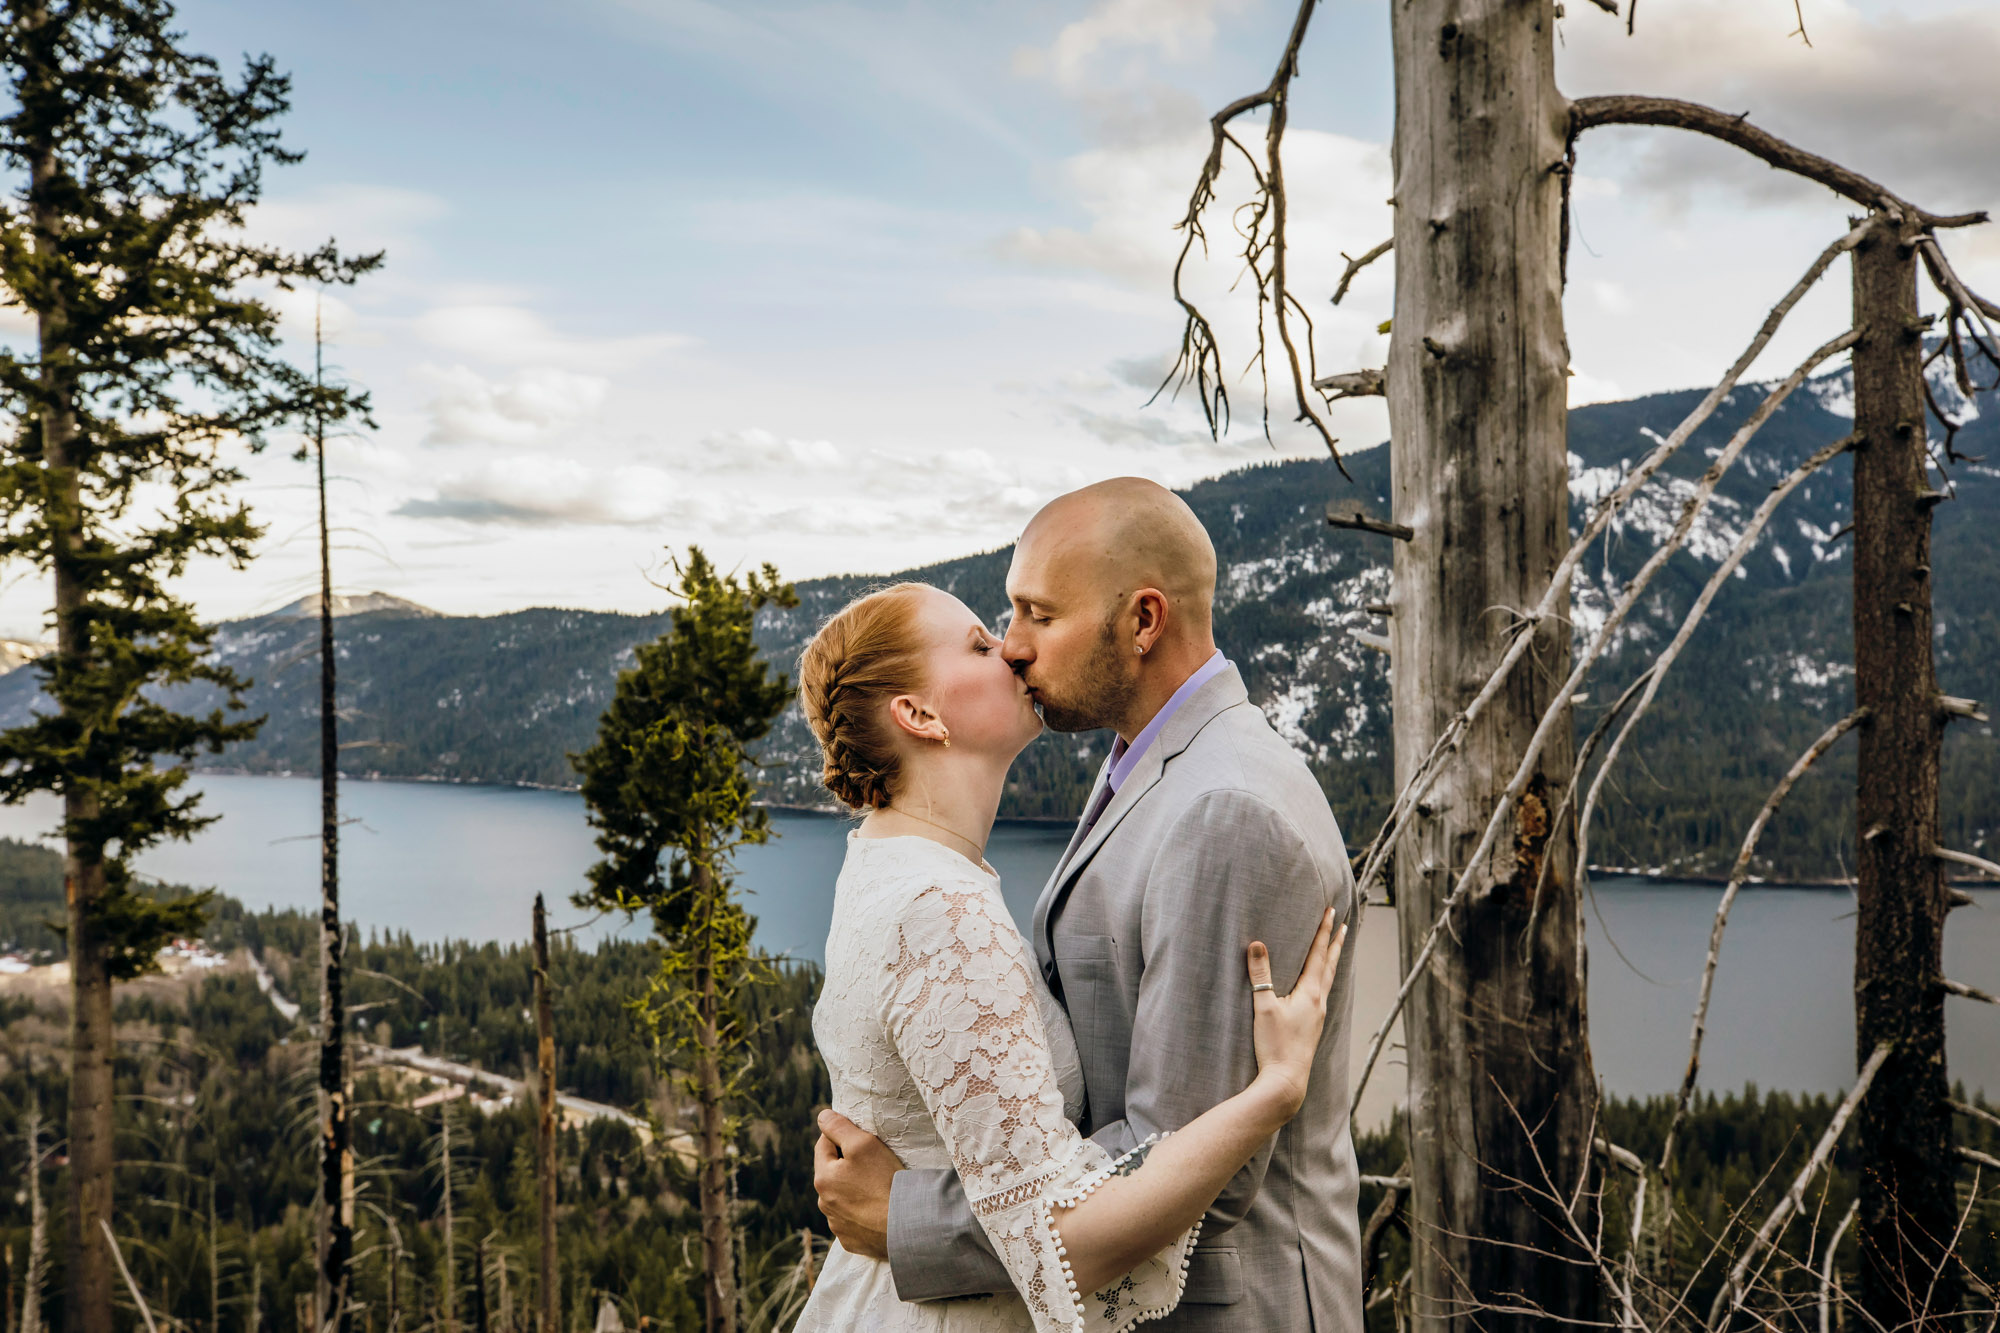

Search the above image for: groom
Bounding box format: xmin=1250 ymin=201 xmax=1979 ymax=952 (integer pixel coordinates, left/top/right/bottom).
xmin=813 ymin=477 xmax=1362 ymax=1331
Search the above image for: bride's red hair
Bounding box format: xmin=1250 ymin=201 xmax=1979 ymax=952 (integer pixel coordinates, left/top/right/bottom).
xmin=798 ymin=583 xmax=930 ymax=810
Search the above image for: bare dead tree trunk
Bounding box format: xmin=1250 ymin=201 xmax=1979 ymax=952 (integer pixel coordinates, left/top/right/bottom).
xmin=314 ymin=306 xmax=354 ymax=1333
xmin=20 ymin=1090 xmax=46 ymax=1333
xmin=472 ymin=1237 xmax=489 ymax=1333
xmin=441 ymin=1103 xmax=457 ymax=1333
xmin=1849 ymin=211 xmax=1960 ymax=1327
xmin=532 ymin=896 xmax=558 ymax=1333
xmin=1386 ymin=0 xmax=1598 ymax=1325
xmin=694 ymin=867 xmax=737 ymax=1333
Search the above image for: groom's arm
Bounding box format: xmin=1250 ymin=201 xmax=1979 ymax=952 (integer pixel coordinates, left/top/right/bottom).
xmin=1096 ymin=788 xmax=1339 ymax=1234
xmin=878 ymin=789 xmax=1341 ymax=1299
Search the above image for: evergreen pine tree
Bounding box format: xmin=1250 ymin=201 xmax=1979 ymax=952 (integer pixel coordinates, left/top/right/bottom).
xmin=0 ymin=6 xmax=377 ymax=1329
xmin=572 ymin=547 xmax=797 ymax=1333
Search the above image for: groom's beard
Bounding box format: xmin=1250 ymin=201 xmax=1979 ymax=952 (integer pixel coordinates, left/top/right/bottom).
xmin=1029 ymin=622 xmax=1137 ymax=734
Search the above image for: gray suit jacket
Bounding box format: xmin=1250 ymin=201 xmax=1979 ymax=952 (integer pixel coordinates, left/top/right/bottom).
xmin=885 ymin=665 xmax=1362 ymax=1332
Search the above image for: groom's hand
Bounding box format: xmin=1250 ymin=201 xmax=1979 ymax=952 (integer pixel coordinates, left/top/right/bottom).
xmin=813 ymin=1109 xmax=899 ymax=1261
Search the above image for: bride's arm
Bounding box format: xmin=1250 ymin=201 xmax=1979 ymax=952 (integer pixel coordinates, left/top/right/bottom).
xmin=882 ymin=879 xmax=1342 ymax=1330
xmin=1050 ymin=911 xmax=1341 ymax=1294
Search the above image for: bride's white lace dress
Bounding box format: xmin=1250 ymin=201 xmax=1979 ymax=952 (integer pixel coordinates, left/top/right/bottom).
xmin=793 ymin=833 xmax=1197 ymax=1333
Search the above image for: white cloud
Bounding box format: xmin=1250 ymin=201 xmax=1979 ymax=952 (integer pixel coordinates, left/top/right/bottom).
xmin=396 ymin=456 xmax=680 ymax=527
xmin=412 ymin=303 xmax=692 ymax=371
xmin=691 ymin=427 xmax=843 ymax=472
xmin=419 ymin=365 xmax=610 ymax=448
xmin=1019 ymin=0 xmax=1254 ymax=91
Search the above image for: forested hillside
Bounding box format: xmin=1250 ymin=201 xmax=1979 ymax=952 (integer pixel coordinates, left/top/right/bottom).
xmin=0 ymin=368 xmax=1988 ymax=880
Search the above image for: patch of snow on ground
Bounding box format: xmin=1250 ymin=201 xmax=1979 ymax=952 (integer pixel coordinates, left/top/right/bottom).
xmin=1772 ymin=544 xmax=1792 ymax=578
xmin=1808 ymin=369 xmax=1855 ymax=420
xmin=1262 ymin=682 xmax=1323 ymax=761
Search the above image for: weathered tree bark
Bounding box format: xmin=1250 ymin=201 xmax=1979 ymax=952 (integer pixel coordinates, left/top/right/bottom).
xmin=693 ymin=867 xmax=737 ymax=1333
xmin=1849 ymin=211 xmax=1960 ymax=1327
xmin=40 ymin=181 xmax=117 ymax=1333
xmin=314 ymin=310 xmax=354 ymax=1333
xmin=1385 ymin=0 xmax=1599 ymax=1325
xmin=533 ymin=895 xmax=559 ymax=1333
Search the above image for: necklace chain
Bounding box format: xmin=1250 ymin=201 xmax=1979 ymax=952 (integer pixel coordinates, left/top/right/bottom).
xmin=887 ymin=806 xmax=984 ymax=860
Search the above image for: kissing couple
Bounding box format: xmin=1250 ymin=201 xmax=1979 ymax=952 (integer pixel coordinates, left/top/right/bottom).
xmin=791 ymin=478 xmax=1363 ymax=1333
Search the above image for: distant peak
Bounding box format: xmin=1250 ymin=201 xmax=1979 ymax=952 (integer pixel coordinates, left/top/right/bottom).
xmin=271 ymin=591 xmax=441 ymax=620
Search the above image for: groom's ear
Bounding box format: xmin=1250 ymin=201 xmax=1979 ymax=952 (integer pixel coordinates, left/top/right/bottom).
xmin=1130 ymin=587 xmax=1169 ymax=654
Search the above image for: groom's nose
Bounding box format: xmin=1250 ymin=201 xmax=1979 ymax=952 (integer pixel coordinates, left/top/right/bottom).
xmin=1001 ymin=624 xmax=1033 ymax=668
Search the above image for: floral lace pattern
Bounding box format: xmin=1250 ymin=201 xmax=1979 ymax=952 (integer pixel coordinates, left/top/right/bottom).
xmin=798 ymin=834 xmax=1194 ymax=1333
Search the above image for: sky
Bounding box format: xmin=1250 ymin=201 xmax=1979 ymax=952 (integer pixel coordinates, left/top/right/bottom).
xmin=3 ymin=0 xmax=1996 ymax=633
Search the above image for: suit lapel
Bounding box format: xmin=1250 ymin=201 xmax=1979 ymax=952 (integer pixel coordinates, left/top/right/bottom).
xmin=1032 ymin=666 xmax=1253 ymax=967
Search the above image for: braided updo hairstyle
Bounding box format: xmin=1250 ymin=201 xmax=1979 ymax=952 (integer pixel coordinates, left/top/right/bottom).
xmin=798 ymin=583 xmax=931 ymax=810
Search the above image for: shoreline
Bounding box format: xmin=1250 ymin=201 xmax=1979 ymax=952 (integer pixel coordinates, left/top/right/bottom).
xmin=175 ymin=767 xmax=2000 ymax=887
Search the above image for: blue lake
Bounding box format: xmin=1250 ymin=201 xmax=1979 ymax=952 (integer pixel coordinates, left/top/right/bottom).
xmin=0 ymin=773 xmax=1991 ymax=1110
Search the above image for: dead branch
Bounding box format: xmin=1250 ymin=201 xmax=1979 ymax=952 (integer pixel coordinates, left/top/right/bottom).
xmin=1362 ymin=1159 xmax=1412 ymax=1297
xmin=1346 ymin=328 xmax=1860 ymax=1119
xmin=1162 ymin=0 xmax=1347 ymax=472
xmin=1341 ymin=223 xmax=1870 ymax=1040
xmin=1569 ymin=97 xmax=1987 ymax=230
xmin=101 ymin=1219 xmax=163 ymax=1333
xmin=1594 ymin=1138 xmax=1644 ymax=1174
xmin=1331 ymin=238 xmax=1392 ymax=305
xmin=1707 ymin=1042 xmax=1894 ymax=1330
xmin=1819 ymin=1199 xmax=1859 ymax=1333
xmin=1325 ymin=504 xmax=1413 ymax=540
xmin=1942 ymin=977 xmax=1999 ymax=1006
xmin=1935 ymin=846 xmax=2000 ymax=879
xmin=1952 ymin=1100 xmax=2000 ymax=1133
xmin=1941 ymin=696 xmax=1991 ymax=723
xmin=1959 ymin=1146 xmax=2000 ymax=1171
xmin=1312 ymin=367 xmax=1385 ymax=399
xmin=1655 ymin=709 xmax=1868 ymax=1178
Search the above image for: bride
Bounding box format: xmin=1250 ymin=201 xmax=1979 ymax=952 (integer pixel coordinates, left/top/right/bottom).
xmin=791 ymin=582 xmax=1347 ymax=1333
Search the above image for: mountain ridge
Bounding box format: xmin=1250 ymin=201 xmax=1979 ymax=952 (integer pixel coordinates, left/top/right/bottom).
xmin=0 ymin=366 xmax=1990 ymax=880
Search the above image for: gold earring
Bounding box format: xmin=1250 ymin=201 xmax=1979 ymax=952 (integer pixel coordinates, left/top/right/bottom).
xmin=940 ymin=731 xmax=951 ymax=748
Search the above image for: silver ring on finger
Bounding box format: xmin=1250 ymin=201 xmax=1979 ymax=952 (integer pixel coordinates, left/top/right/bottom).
xmin=1250 ymin=982 xmax=1275 ymax=994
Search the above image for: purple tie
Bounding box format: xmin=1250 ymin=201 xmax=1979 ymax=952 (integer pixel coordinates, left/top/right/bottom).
xmin=1080 ymin=780 xmax=1115 ymax=837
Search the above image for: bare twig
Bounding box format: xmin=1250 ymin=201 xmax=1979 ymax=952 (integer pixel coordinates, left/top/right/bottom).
xmin=1951 ymin=1100 xmax=2000 ymax=1134
xmin=1942 ymin=977 xmax=1999 ymax=1007
xmin=1312 ymin=367 xmax=1385 ymax=399
xmin=1819 ymin=1200 xmax=1859 ymax=1333
xmin=1161 ymin=0 xmax=1349 ymax=473
xmin=1958 ymin=1146 xmax=2000 ymax=1171
xmin=1570 ymin=97 xmax=1987 ymax=230
xmin=1707 ymin=1042 xmax=1893 ymax=1329
xmin=1657 ymin=709 xmax=1867 ymax=1178
xmin=1332 ymin=238 xmax=1392 ymax=305
xmin=1572 ymin=375 xmax=1862 ymax=876
xmin=101 ymin=1220 xmax=162 ymax=1333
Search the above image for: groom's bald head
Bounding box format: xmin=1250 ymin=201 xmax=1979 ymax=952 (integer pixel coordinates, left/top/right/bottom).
xmin=1017 ymin=477 xmax=1217 ymax=630
xmin=1003 ymin=478 xmax=1218 ymax=736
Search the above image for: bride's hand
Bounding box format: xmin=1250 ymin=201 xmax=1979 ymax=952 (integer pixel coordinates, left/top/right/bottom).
xmin=1246 ymin=908 xmax=1348 ymax=1118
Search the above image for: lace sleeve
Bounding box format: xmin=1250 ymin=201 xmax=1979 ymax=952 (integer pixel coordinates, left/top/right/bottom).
xmin=881 ymin=879 xmax=1197 ymax=1333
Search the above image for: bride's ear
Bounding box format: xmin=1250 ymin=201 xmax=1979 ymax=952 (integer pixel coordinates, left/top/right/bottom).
xmin=887 ymin=693 xmax=948 ymax=746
